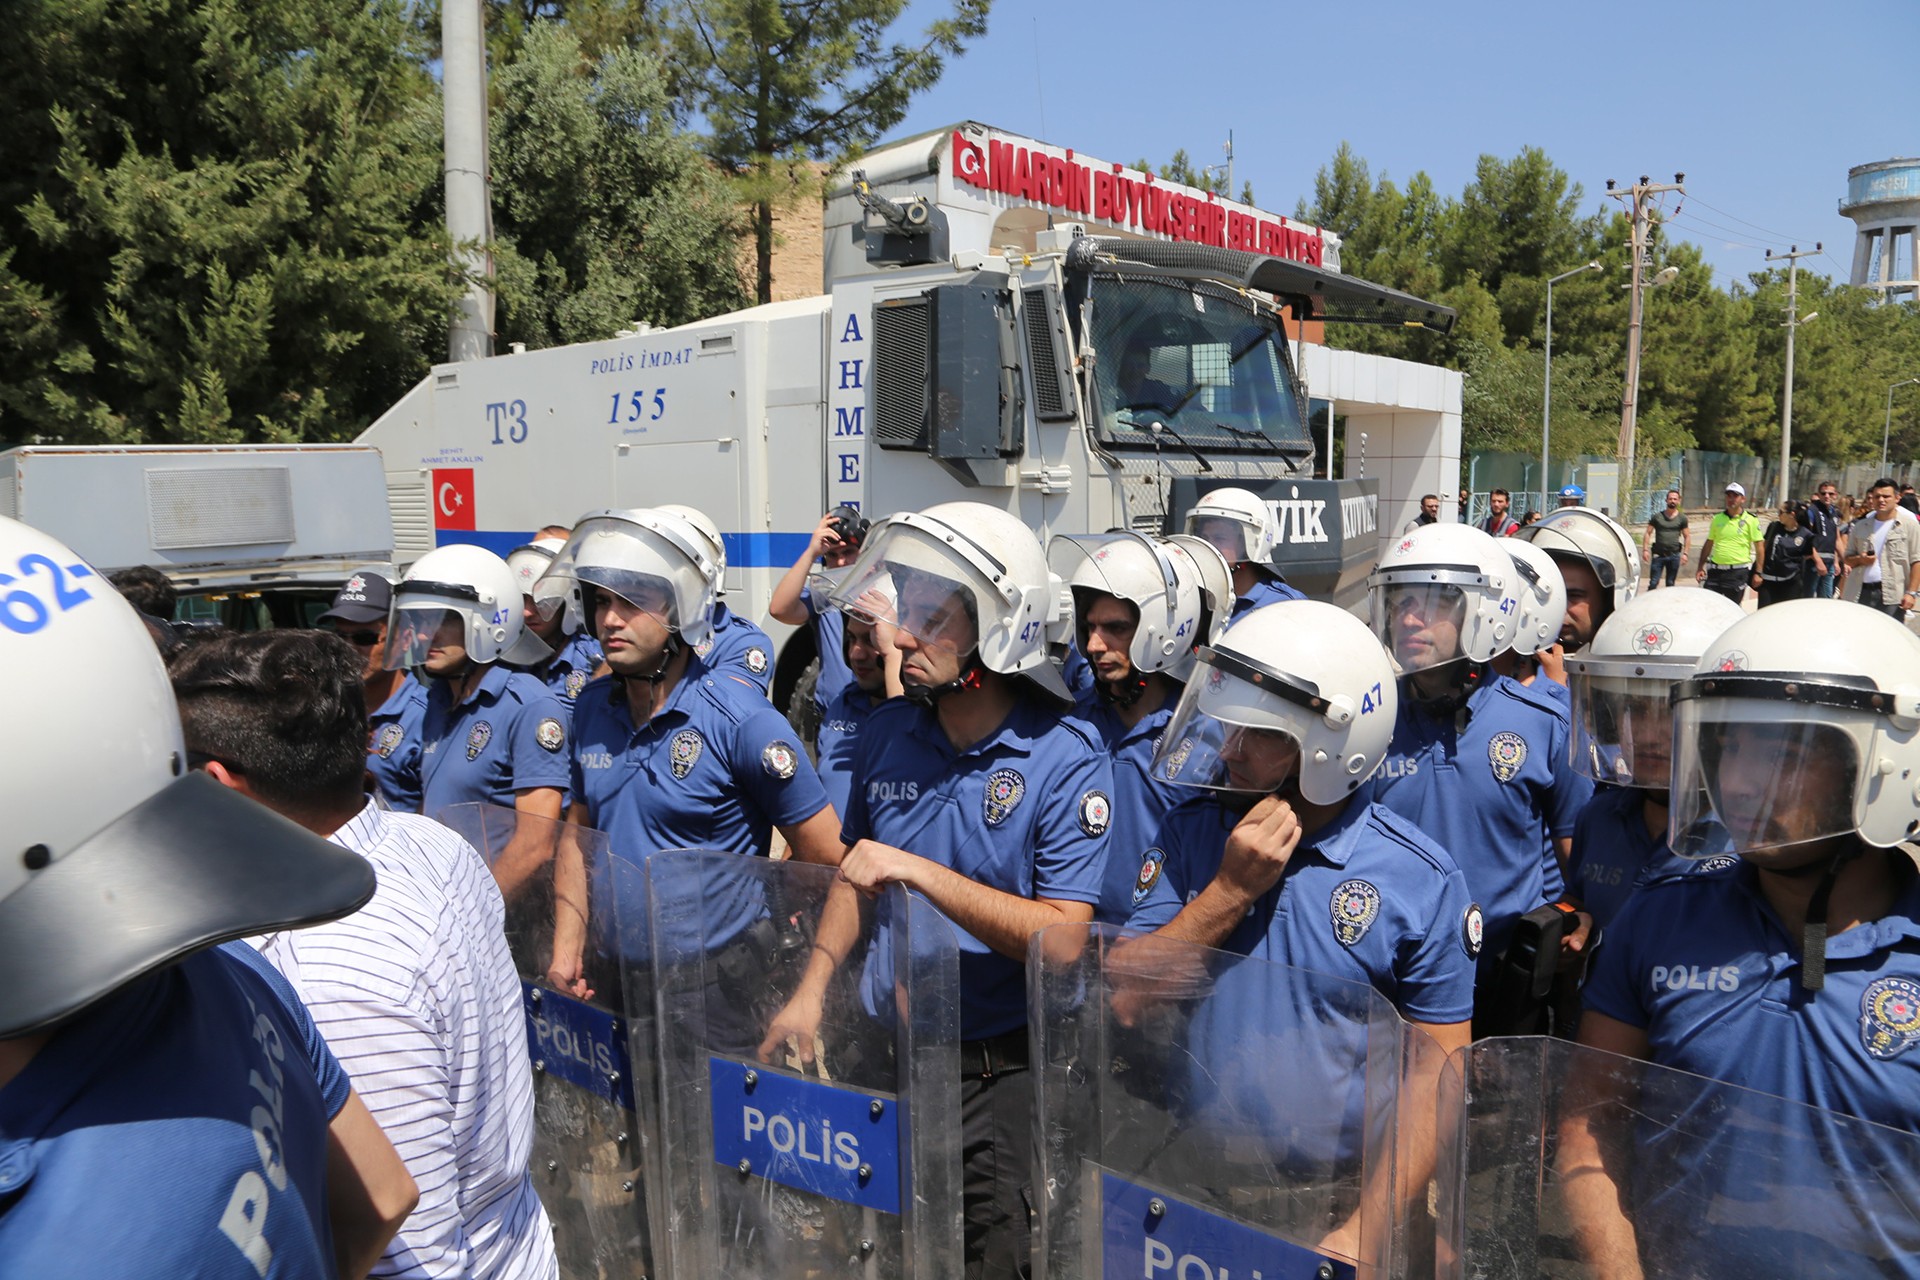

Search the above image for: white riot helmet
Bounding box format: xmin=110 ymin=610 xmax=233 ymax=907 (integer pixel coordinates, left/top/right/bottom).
xmin=1564 ymin=588 xmax=1745 ymax=787
xmin=534 ymin=508 xmax=722 ymax=650
xmin=1184 ymin=487 xmax=1277 ymax=566
xmin=1513 ymin=506 xmax=1641 ymax=626
xmin=0 ymin=516 xmax=374 ymax=1037
xmin=388 ymin=544 xmax=546 ymax=668
xmin=829 ymin=501 xmax=1070 ymax=702
xmin=506 ymin=537 xmax=584 ymax=638
xmin=656 ymin=503 xmax=728 ymax=595
xmin=1669 ymin=600 xmax=1920 ymax=861
xmin=1150 ymin=601 xmax=1397 ymax=804
xmin=1367 ymin=523 xmax=1521 ymax=668
xmin=1504 ymin=539 xmax=1568 ymax=658
xmin=1049 ymin=532 xmax=1224 ymax=688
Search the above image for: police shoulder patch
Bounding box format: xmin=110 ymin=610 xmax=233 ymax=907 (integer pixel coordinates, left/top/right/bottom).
xmin=374 ymin=723 xmax=404 ymax=759
xmin=762 ymin=740 xmax=798 ymax=780
xmin=535 ymin=717 xmax=566 ymax=753
xmin=564 ymin=669 xmax=588 ymax=699
xmin=669 ymin=728 xmax=704 ymax=780
xmin=1331 ymin=879 xmax=1381 ymax=947
xmin=746 ymin=646 xmax=769 ymax=675
xmin=1693 ymin=854 xmax=1739 ymax=874
xmin=1462 ymin=903 xmax=1485 ymax=960
xmin=1078 ymin=790 xmax=1112 ymax=838
xmin=1487 ymin=730 xmax=1527 ymax=782
xmin=465 ymin=721 xmax=494 ymax=761
xmin=1133 ymin=848 xmax=1167 ymax=904
xmin=1860 ymin=976 xmax=1920 ymax=1061
xmin=984 ymin=768 xmax=1026 ymax=827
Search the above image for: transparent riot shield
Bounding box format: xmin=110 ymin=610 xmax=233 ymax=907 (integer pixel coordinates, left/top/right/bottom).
xmin=1033 ymin=922 xmax=1448 ymax=1280
xmin=436 ymin=803 xmax=658 ymax=1279
xmin=1437 ymin=1036 xmax=1920 ymax=1279
xmin=640 ymin=850 xmax=963 ymax=1279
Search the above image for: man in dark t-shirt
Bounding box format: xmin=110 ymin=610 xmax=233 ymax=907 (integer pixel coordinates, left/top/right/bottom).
xmin=1643 ymin=490 xmax=1688 ymax=589
xmin=1805 ymin=482 xmax=1842 ymax=599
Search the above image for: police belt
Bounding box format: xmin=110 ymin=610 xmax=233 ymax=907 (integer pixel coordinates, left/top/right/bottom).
xmin=959 ymin=1029 xmax=1030 ymax=1080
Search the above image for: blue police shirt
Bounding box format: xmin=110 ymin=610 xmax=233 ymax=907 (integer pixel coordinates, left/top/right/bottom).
xmin=1566 ymin=786 xmax=1731 ymax=930
xmin=0 ymin=944 xmax=350 ymax=1278
xmin=367 ymin=675 xmax=429 ymax=812
xmin=799 ymin=584 xmax=852 ymax=714
xmin=570 ymin=662 xmax=830 ymax=958
xmin=815 ymin=682 xmax=878 ymax=821
xmin=1584 ymin=860 xmax=1920 ymax=1277
xmin=1360 ymin=673 xmax=1590 ymax=968
xmin=694 ymin=603 xmax=775 ymax=693
xmin=1225 ymin=574 xmax=1304 ymax=626
xmin=1069 ymin=688 xmax=1181 ymax=924
xmin=844 ymin=695 xmax=1112 ymax=1039
xmin=418 ymin=665 xmax=572 ymax=817
xmin=538 ymin=629 xmax=605 ymax=709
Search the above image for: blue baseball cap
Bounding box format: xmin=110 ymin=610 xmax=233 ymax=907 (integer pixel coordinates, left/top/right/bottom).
xmin=1558 ymin=485 xmax=1586 ymax=501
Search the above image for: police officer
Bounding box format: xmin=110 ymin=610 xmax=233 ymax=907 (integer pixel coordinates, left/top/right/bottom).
xmin=1489 ymin=539 xmax=1570 ymax=701
xmin=1184 ymin=486 xmax=1304 ymax=621
xmin=388 ymin=545 xmax=571 ymax=896
xmin=658 ymin=503 xmax=778 ymax=692
xmin=1562 ymin=588 xmax=1747 ymax=933
xmin=0 ymin=516 xmax=417 ymax=1277
xmin=1512 ymin=504 xmax=1642 ymax=659
xmin=318 ymin=564 xmax=429 ymax=811
xmin=1361 ymin=524 xmax=1593 ymax=1028
xmin=770 ymin=504 xmax=871 ymax=731
xmin=541 ymin=509 xmax=844 ymax=993
xmin=764 ymin=501 xmax=1113 ymax=1278
xmin=506 ymin=536 xmax=605 ymax=707
xmin=1051 ymin=530 xmax=1232 ymax=922
xmin=814 ymin=603 xmax=903 ymax=821
xmin=1564 ymin=601 xmax=1920 ymax=1274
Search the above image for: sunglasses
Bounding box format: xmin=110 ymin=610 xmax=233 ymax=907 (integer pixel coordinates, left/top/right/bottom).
xmin=325 ymin=627 xmax=383 ymax=647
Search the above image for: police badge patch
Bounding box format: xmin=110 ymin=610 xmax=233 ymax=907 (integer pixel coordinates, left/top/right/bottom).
xmin=1488 ymin=731 xmax=1527 ymax=782
xmin=1694 ymin=854 xmax=1739 ymax=874
xmin=1860 ymin=976 xmax=1920 ymax=1060
xmin=564 ymin=669 xmax=588 ymax=700
xmin=1714 ymin=650 xmax=1748 ymax=673
xmin=1163 ymin=737 xmax=1194 ymax=780
xmin=746 ymin=647 xmax=769 ymax=675
xmin=1134 ymin=848 xmax=1166 ymax=904
xmin=984 ymin=769 xmax=1026 ymax=826
xmin=694 ymin=638 xmax=714 ymax=659
xmin=374 ymin=724 xmax=404 ymax=759
xmin=1078 ymin=791 xmax=1112 ymax=837
xmin=762 ymin=741 xmax=798 ymax=779
xmin=1632 ymin=623 xmax=1674 ymax=656
xmin=669 ymin=729 xmax=704 ymax=780
xmin=1331 ymin=879 xmax=1381 ymax=947
xmin=535 ymin=718 xmax=565 ymax=752
xmin=1462 ymin=903 xmax=1485 ymax=959
xmin=465 ymin=721 xmax=493 ymax=761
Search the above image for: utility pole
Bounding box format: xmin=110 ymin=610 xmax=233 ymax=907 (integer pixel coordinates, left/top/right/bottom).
xmin=1607 ymin=173 xmax=1685 ymax=483
xmin=1767 ymin=243 xmax=1821 ymax=505
xmin=444 ymin=0 xmax=493 ymax=362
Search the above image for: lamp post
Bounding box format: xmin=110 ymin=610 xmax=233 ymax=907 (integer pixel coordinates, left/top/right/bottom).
xmin=1543 ymin=262 xmax=1602 ymax=512
xmin=1883 ymin=377 xmax=1920 ymax=475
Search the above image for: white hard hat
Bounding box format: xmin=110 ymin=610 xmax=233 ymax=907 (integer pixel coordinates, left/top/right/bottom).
xmin=1184 ymin=487 xmax=1278 ymax=566
xmin=534 ymin=508 xmax=721 ymax=650
xmin=1151 ymin=601 xmax=1397 ymax=804
xmin=1564 ymin=588 xmax=1746 ymax=786
xmin=829 ymin=501 xmax=1068 ymax=700
xmin=389 ymin=543 xmax=543 ymax=668
xmin=1513 ymin=506 xmax=1641 ymax=622
xmin=1367 ymin=523 xmax=1521 ymax=667
xmin=1050 ymin=532 xmax=1221 ymax=680
xmin=1669 ymin=600 xmax=1920 ymax=858
xmin=1504 ymin=539 xmax=1568 ymax=658
xmin=0 ymin=516 xmax=374 ymax=1037
xmin=656 ymin=503 xmax=728 ymax=592
xmin=506 ymin=537 xmax=583 ymax=641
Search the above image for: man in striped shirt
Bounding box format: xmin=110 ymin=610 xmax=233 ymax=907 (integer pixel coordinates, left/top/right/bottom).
xmin=171 ymin=631 xmax=558 ymax=1280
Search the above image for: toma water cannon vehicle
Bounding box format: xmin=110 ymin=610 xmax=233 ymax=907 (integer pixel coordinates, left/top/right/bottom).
xmin=360 ymin=121 xmax=1456 ymax=708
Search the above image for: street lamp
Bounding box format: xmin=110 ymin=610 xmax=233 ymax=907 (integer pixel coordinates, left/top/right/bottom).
xmin=1543 ymin=261 xmax=1602 ymax=512
xmin=1883 ymin=377 xmax=1920 ymax=475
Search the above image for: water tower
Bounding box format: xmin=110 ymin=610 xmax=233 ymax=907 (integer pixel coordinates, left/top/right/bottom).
xmin=1843 ymin=158 xmax=1920 ymax=303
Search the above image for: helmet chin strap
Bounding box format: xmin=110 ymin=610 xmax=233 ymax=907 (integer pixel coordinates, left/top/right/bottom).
xmin=1790 ymin=843 xmax=1867 ymax=992
xmin=1096 ymin=669 xmax=1152 ymax=708
xmin=618 ymin=632 xmax=682 ymax=694
xmin=1410 ymin=658 xmax=1486 ymax=717
xmin=903 ymin=653 xmax=986 ymax=707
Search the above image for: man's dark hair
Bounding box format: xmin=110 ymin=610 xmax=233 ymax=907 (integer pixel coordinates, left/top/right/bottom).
xmin=109 ymin=565 xmax=178 ymax=620
xmin=168 ymin=631 xmax=369 ymax=820
xmin=1490 ymin=488 xmax=1510 ymax=500
xmin=1421 ymin=493 xmax=1438 ymax=503
xmin=1873 ymin=477 xmax=1899 ymax=493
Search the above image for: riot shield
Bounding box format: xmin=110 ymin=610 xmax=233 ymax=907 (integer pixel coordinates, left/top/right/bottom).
xmin=436 ymin=803 xmax=658 ymax=1279
xmin=1032 ymin=922 xmax=1448 ymax=1280
xmin=1437 ymin=1036 xmax=1920 ymax=1279
xmin=641 ymin=850 xmax=963 ymax=1279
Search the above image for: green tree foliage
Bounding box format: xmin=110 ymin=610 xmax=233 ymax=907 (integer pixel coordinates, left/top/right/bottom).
xmin=0 ymin=0 xmax=460 ymax=444
xmin=667 ymin=0 xmax=991 ymax=304
xmin=489 ymin=23 xmax=748 ymax=349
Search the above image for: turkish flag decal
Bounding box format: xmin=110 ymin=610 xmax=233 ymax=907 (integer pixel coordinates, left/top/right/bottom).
xmin=433 ymin=468 xmax=475 ymax=531
xmin=952 ymin=130 xmax=988 ymax=188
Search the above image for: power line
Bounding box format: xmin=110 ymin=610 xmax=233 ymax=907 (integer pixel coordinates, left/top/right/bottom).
xmin=1684 ymin=193 xmax=1820 ymax=245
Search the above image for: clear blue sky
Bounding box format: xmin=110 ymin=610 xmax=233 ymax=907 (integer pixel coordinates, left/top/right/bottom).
xmin=894 ymin=0 xmax=1916 ymax=290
